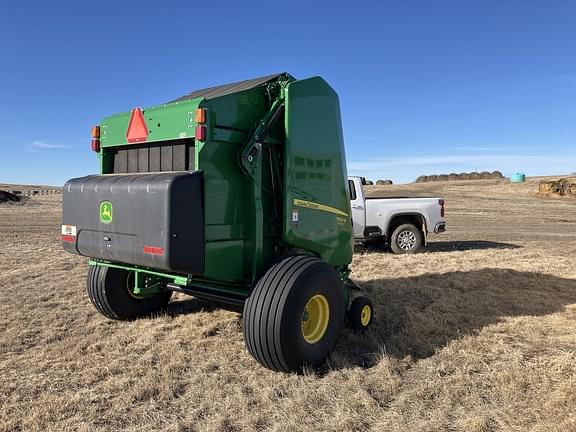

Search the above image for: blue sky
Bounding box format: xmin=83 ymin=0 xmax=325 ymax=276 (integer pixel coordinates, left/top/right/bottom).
xmin=0 ymin=0 xmax=574 ymax=185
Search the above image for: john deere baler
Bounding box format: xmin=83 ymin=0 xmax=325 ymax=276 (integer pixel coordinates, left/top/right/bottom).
xmin=62 ymin=73 xmax=374 ymax=372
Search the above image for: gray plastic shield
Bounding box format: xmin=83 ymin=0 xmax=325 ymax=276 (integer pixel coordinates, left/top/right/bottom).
xmin=62 ymin=171 xmax=204 ymax=275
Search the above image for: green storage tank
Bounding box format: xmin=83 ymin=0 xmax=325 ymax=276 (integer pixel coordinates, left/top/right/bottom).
xmin=511 ymin=172 xmax=526 ymax=183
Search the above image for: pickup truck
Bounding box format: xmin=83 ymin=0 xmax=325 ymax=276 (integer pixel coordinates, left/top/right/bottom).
xmin=348 ymin=176 xmax=446 ymax=253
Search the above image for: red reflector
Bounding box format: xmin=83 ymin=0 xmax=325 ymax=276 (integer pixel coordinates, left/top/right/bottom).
xmin=143 ymin=245 xmax=164 ymax=255
xmin=61 ymin=234 xmax=75 ymax=243
xmin=91 ymin=139 xmax=100 ymax=152
xmin=126 ymin=108 xmax=149 ymax=143
xmin=195 ymin=125 xmax=206 ymax=141
xmin=439 ymin=199 xmax=445 ymax=217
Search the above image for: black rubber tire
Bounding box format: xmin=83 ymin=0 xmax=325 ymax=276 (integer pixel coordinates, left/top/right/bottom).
xmin=389 ymin=223 xmax=423 ymax=254
xmin=86 ymin=265 xmax=172 ymax=320
xmin=348 ymin=296 xmax=374 ymax=332
xmin=243 ymin=255 xmax=345 ymax=372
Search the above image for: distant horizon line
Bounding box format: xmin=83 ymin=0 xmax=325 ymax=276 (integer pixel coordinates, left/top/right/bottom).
xmin=1 ymin=173 xmax=574 ymax=189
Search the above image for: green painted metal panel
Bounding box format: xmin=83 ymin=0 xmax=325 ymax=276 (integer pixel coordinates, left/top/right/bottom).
xmin=197 ymin=85 xmax=287 ymax=283
xmin=203 ymin=240 xmax=245 ymax=281
xmin=100 ymin=99 xmax=202 ymax=147
xmin=283 ymin=77 xmax=353 ymax=267
xmin=203 ymin=90 xmax=268 ymax=133
xmin=196 ymin=124 xmax=253 ymax=282
xmin=199 ymin=133 xmax=250 ymax=282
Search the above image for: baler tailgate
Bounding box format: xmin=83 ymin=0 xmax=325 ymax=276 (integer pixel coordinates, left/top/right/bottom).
xmin=284 ymin=77 xmax=353 ymax=265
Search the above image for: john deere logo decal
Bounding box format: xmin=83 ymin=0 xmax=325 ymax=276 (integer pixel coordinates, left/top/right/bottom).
xmin=100 ymin=201 xmax=113 ymax=224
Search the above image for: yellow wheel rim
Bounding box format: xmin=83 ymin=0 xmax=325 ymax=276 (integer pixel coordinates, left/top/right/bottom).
xmin=360 ymin=304 xmax=372 ymax=326
xmin=301 ymin=294 xmax=330 ymax=344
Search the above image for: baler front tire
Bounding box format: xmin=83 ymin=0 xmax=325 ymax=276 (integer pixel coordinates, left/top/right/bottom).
xmin=87 ymin=265 xmax=171 ymax=320
xmin=348 ymin=296 xmax=374 ymax=332
xmin=243 ymin=256 xmax=345 ymax=372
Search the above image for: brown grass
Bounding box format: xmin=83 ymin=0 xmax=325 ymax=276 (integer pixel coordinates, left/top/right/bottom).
xmin=1 ymin=178 xmax=575 ymax=431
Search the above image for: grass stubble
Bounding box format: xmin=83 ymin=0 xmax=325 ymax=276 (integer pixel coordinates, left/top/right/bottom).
xmin=0 ymin=178 xmax=574 ymax=431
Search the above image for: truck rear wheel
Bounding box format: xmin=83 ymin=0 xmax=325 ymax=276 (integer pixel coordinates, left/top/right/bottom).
xmin=86 ymin=265 xmax=172 ymax=320
xmin=390 ymin=223 xmax=423 ymax=254
xmin=243 ymin=255 xmax=345 ymax=372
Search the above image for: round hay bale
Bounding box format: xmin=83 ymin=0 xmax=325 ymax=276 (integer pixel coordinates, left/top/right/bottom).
xmin=365 ymin=180 xmax=373 ymax=185
xmin=560 ymin=178 xmax=576 ymax=196
xmin=447 ymin=173 xmax=459 ymax=181
xmin=539 ymin=178 xmax=576 ymax=197
xmin=491 ymin=170 xmax=504 ymax=178
xmin=415 ymin=175 xmax=428 ymax=183
xmin=469 ymin=172 xmax=480 ymax=180
xmin=458 ymin=173 xmax=470 ymax=180
xmin=539 ymin=181 xmax=556 ymax=194
xmin=376 ymin=179 xmax=393 ymax=185
xmin=437 ymin=174 xmax=448 ymax=181
xmin=427 ymin=175 xmax=438 ymax=182
xmin=479 ymin=171 xmax=491 ymax=179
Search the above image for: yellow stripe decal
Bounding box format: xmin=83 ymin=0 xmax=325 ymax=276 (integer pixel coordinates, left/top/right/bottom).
xmin=293 ymin=199 xmax=349 ymax=217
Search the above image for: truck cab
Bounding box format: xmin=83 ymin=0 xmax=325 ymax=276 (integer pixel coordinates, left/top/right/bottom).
xmin=348 ymin=176 xmax=446 ymax=253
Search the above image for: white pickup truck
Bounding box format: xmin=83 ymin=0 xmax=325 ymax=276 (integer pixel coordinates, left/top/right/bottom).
xmin=348 ymin=176 xmax=446 ymax=253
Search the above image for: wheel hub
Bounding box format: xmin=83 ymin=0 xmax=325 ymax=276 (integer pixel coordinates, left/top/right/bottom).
xmin=301 ymin=294 xmax=330 ymax=344
xmin=360 ymin=304 xmax=371 ymax=326
xmin=397 ymin=230 xmax=417 ymax=250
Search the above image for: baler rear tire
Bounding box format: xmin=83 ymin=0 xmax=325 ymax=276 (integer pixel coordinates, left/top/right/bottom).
xmin=86 ymin=265 xmax=171 ymax=320
xmin=243 ymin=256 xmax=345 ymax=372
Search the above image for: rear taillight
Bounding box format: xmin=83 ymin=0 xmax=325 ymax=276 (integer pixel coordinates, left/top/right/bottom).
xmin=439 ymin=199 xmax=445 ymax=218
xmin=91 ymin=139 xmax=100 ymax=152
xmin=91 ymin=125 xmax=100 ymax=152
xmin=195 ymin=125 xmax=206 ymax=141
xmin=195 ymin=108 xmax=207 ymax=141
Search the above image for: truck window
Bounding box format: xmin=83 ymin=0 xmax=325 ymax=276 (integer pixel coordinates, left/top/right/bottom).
xmin=348 ymin=180 xmax=356 ymax=200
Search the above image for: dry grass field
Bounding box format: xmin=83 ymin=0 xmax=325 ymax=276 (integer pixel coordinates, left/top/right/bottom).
xmin=1 ymin=177 xmax=575 ymax=431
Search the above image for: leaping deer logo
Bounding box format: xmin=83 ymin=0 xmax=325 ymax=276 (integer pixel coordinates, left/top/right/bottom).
xmin=100 ymin=201 xmax=113 ymax=223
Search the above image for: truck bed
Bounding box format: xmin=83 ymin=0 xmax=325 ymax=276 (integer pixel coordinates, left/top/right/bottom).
xmin=365 ymin=195 xmax=439 ymax=199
